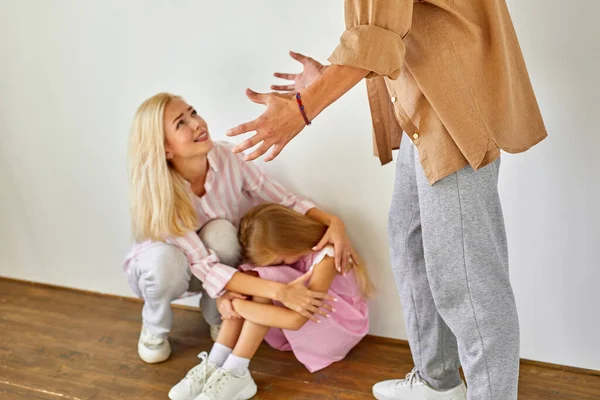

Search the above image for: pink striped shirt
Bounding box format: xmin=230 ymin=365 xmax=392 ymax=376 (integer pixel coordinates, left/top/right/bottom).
xmin=123 ymin=141 xmax=315 ymax=298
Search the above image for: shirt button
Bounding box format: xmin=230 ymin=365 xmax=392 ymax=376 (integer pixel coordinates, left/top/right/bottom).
xmin=391 ymin=96 xmax=397 ymax=103
xmin=413 ymin=133 xmax=419 ymax=139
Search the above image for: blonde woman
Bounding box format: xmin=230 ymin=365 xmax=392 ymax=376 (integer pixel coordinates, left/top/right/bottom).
xmin=124 ymin=93 xmax=356 ymax=365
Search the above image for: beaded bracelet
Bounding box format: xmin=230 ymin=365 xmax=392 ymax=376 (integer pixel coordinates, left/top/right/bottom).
xmin=295 ymin=92 xmax=311 ymax=126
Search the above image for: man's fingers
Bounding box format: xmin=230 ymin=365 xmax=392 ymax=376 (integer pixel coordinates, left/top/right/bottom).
xmin=264 ymin=143 xmax=285 ymax=162
xmin=274 ymin=72 xmax=297 ymax=81
xmin=233 ymin=132 xmax=267 ymax=154
xmin=271 ymin=84 xmax=295 ymax=92
xmin=289 ymin=51 xmax=311 ymax=64
xmin=244 ymin=141 xmax=273 ymax=162
xmin=245 ymin=88 xmax=268 ymax=105
xmin=226 ymin=119 xmax=259 ymax=138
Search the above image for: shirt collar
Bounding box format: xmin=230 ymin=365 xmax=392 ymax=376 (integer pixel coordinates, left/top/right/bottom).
xmin=206 ymin=147 xmax=219 ymax=172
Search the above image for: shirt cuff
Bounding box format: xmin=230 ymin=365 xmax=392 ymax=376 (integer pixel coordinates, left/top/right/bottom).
xmin=328 ymin=25 xmax=406 ymax=80
xmin=292 ymin=199 xmax=316 ymax=216
xmin=197 ymin=261 xmax=238 ymax=298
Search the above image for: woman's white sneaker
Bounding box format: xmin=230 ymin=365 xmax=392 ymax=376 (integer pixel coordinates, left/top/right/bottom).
xmin=372 ymin=368 xmax=467 ymax=400
xmin=195 ymin=367 xmax=257 ymax=400
xmin=169 ymin=352 xmax=218 ymax=400
xmin=138 ymin=325 xmax=171 ymax=364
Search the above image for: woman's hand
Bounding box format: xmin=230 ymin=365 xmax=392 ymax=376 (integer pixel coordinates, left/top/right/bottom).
xmin=216 ymin=291 xmax=246 ymax=320
xmin=275 ymin=270 xmax=335 ymax=322
xmin=313 ymin=216 xmax=358 ymax=274
xmin=271 ymin=51 xmax=328 ymax=93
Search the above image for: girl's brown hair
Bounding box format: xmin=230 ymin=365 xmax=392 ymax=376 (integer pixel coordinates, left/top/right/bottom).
xmin=238 ymin=203 xmax=373 ymax=298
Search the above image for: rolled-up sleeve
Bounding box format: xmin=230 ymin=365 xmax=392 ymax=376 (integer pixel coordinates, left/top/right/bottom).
xmin=328 ymin=0 xmax=413 ymax=79
xmin=167 ymin=231 xmax=237 ymax=298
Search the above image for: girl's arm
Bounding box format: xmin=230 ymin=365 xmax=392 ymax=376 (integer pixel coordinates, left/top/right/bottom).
xmin=224 ymin=270 xmax=332 ymax=323
xmin=170 ymin=231 xmax=333 ymax=321
xmin=232 ymin=256 xmax=338 ymax=330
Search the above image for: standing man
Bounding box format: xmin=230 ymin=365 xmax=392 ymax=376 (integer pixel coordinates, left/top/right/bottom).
xmin=227 ymin=1 xmax=547 ymax=399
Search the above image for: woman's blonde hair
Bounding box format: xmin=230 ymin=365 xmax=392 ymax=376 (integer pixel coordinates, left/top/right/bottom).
xmin=128 ymin=92 xmax=198 ymax=242
xmin=239 ymin=203 xmax=373 ymax=298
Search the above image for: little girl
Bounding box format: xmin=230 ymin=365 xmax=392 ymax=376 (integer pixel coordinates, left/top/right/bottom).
xmin=169 ymin=203 xmax=372 ymax=400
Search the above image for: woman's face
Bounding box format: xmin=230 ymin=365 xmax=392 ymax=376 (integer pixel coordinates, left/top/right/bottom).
xmin=163 ymin=97 xmax=213 ymax=160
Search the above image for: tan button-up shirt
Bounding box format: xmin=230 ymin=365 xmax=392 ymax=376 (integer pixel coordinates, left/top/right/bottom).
xmin=328 ymin=0 xmax=548 ymax=184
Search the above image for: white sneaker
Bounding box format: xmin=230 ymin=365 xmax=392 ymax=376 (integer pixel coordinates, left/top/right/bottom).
xmin=169 ymin=352 xmax=218 ymax=400
xmin=195 ymin=367 xmax=257 ymax=400
xmin=210 ymin=324 xmax=221 ymax=342
xmin=373 ymin=368 xmax=467 ymax=400
xmin=138 ymin=325 xmax=171 ymax=364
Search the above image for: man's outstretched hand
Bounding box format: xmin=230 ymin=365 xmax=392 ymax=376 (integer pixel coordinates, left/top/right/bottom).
xmin=226 ymin=51 xmax=327 ymax=162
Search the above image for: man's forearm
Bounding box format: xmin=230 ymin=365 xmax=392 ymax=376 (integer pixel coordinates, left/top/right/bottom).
xmin=302 ymin=64 xmax=369 ymax=121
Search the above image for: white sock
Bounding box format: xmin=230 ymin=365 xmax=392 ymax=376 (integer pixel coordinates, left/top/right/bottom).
xmin=208 ymin=343 xmax=232 ymax=367
xmin=222 ymin=354 xmax=251 ymax=371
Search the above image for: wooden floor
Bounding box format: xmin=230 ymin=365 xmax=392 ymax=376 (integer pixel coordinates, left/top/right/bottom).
xmin=0 ymin=279 xmax=599 ymax=400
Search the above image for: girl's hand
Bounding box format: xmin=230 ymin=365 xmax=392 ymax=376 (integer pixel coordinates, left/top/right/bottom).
xmin=216 ymin=291 xmax=246 ymax=320
xmin=313 ymin=216 xmax=358 ymax=274
xmin=275 ymin=270 xmax=335 ymax=322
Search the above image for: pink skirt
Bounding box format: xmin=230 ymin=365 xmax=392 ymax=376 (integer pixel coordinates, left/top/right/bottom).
xmin=241 ymin=264 xmax=369 ymax=373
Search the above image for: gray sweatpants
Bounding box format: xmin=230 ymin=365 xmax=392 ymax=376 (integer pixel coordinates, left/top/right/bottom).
xmin=126 ymin=243 xmax=222 ymax=334
xmin=126 ymin=220 xmax=243 ymax=335
xmin=389 ymin=136 xmax=520 ymax=400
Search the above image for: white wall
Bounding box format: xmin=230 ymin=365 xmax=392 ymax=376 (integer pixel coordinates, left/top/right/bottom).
xmin=0 ymin=1 xmax=598 ymax=371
